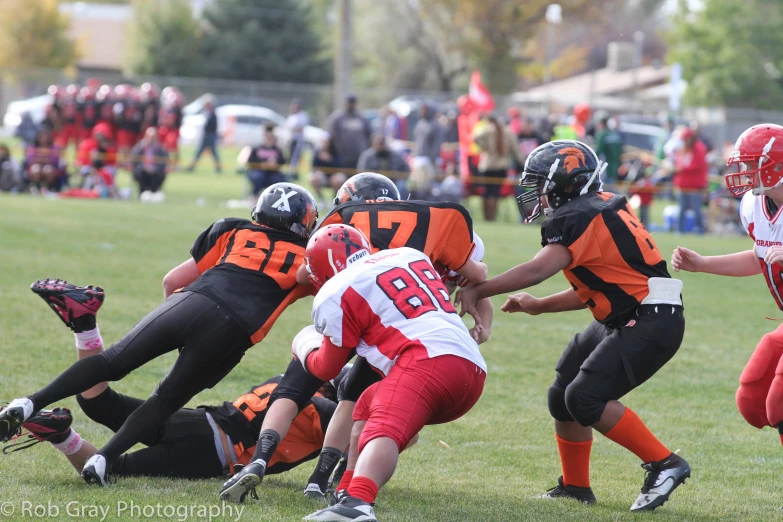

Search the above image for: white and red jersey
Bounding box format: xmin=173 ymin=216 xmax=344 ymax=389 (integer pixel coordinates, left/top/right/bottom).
xmin=312 ymin=247 xmax=487 ymax=376
xmin=740 ymin=191 xmax=783 ymax=309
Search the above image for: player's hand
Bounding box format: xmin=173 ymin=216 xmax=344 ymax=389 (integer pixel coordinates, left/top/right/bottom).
xmin=671 ymin=246 xmax=703 ymax=272
xmin=765 ymin=246 xmax=783 ymax=266
xmin=455 ymin=285 xmax=483 ymax=330
xmin=469 ymin=325 xmax=490 ymax=344
xmin=501 ymin=292 xmax=542 ymax=315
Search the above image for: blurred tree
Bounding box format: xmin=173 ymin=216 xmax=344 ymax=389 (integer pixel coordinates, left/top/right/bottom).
xmin=667 ymin=0 xmax=783 ymax=109
xmin=125 ymin=0 xmax=202 ymax=76
xmin=199 ymin=0 xmax=332 ymax=83
xmin=0 ymin=0 xmax=78 ymax=68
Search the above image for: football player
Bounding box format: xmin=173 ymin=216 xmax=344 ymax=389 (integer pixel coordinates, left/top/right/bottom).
xmin=458 ymin=140 xmax=690 ymax=512
xmin=5 ymin=296 xmax=349 ymax=480
xmin=673 ymin=124 xmax=783 ymax=447
xmin=0 ymin=183 xmax=318 ymax=486
xmin=297 ymin=224 xmax=486 ymax=521
xmin=217 ymin=173 xmax=491 ymax=503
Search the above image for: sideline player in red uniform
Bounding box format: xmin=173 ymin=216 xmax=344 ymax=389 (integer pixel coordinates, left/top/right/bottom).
xmin=673 ymin=124 xmax=783 ymax=446
xmin=0 ymin=183 xmax=318 ymax=486
xmin=458 ymin=140 xmax=690 ymax=512
xmin=297 ymin=225 xmax=486 ymax=521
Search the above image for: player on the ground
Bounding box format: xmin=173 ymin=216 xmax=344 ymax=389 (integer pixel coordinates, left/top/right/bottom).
xmin=458 ymin=140 xmax=690 ymax=512
xmin=0 ymin=183 xmax=318 ymax=487
xmin=4 ymin=296 xmax=349 ymax=480
xmin=296 ymin=224 xmax=486 ymax=521
xmin=218 ymin=173 xmax=490 ymax=503
xmin=673 ymin=123 xmax=783 ymax=447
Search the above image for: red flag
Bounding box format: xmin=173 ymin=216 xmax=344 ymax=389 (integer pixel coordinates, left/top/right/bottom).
xmin=468 ymin=70 xmax=495 ymax=113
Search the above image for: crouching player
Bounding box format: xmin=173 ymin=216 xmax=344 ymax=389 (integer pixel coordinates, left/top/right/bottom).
xmin=673 ymin=124 xmax=783 ymax=447
xmin=458 ymin=140 xmax=689 ymax=512
xmin=296 ymin=224 xmax=487 ymax=521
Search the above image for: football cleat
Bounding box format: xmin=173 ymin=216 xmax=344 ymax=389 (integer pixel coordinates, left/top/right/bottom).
xmin=31 ymin=279 xmax=104 ymax=333
xmin=630 ymin=453 xmax=691 ymax=511
xmin=541 ymin=476 xmax=597 ymax=505
xmin=218 ymin=460 xmax=265 ymax=503
xmin=0 ymin=398 xmax=35 ymax=443
xmin=304 ymin=483 xmax=328 ymax=503
xmin=82 ymin=454 xmax=113 ymax=487
xmin=330 ymin=489 xmax=348 ymax=507
xmin=303 ymin=495 xmax=376 ymax=521
xmin=4 ymin=408 xmax=73 ymax=454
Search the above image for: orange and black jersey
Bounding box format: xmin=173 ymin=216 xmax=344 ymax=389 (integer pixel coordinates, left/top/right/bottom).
xmin=319 ymin=200 xmax=475 ymax=273
xmin=541 ymin=192 xmax=671 ymax=327
xmin=203 ymin=375 xmax=336 ymax=474
xmin=186 ymin=218 xmax=310 ymax=344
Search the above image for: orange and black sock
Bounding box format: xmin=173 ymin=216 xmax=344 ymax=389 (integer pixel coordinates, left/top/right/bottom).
xmin=603 ymin=407 xmax=670 ymax=463
xmin=347 ymin=476 xmax=379 ymax=504
xmin=555 ymin=434 xmax=592 ymax=488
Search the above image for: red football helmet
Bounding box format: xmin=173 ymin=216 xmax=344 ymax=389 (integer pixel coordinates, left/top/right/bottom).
xmin=726 ymin=124 xmax=783 ymax=197
xmin=304 ymin=224 xmax=371 ymax=289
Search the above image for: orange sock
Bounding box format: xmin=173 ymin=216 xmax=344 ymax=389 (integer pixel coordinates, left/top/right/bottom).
xmin=555 ymin=434 xmax=592 ymax=488
xmin=347 ymin=476 xmax=379 ymax=504
xmin=337 ymin=470 xmax=354 ymax=492
xmin=603 ymin=407 xmax=670 ymax=463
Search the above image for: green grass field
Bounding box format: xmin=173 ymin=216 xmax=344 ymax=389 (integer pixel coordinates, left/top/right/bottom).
xmin=1 ymin=165 xmax=781 ymax=522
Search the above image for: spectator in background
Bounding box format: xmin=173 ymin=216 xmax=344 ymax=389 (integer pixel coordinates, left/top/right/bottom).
xmin=187 ymin=98 xmax=222 ymax=174
xmin=689 ymin=120 xmax=713 ymax=153
xmin=15 ymin=112 xmax=38 ymax=149
xmin=594 ymin=115 xmax=624 ymax=192
xmin=309 ymin=136 xmax=345 ymax=205
xmin=357 ymin=133 xmax=409 ymax=198
xmin=240 ymin=125 xmax=286 ymax=197
xmin=0 ymin=145 xmax=21 ymax=192
xmin=40 ymin=105 xmax=62 ymax=138
xmin=507 ymin=107 xmax=523 ymax=136
xmin=373 ymin=105 xmax=400 ymax=142
xmin=673 ymin=127 xmax=708 ymax=234
xmin=285 ymin=98 xmax=309 ymax=171
xmin=516 ymin=116 xmax=545 ymax=163
xmin=327 ymin=94 xmax=371 ymax=171
xmin=25 ymin=129 xmax=66 ymax=193
xmin=472 ymin=115 xmax=524 ymax=222
xmin=630 ymin=168 xmax=655 ymax=228
xmin=413 ymin=104 xmax=442 ymax=168
xmin=440 ymin=110 xmax=459 ymax=144
xmin=130 ymin=127 xmax=168 ymax=197
xmin=77 ymin=122 xmax=117 ymax=181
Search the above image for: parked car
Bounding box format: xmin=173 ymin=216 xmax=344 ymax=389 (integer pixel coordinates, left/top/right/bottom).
xmin=3 ymin=94 xmax=52 ymax=132
xmin=180 ymin=103 xmax=328 ymax=149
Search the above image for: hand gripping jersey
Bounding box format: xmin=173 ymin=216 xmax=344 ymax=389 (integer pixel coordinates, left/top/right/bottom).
xmin=318 ymin=200 xmax=475 ymax=276
xmin=203 ymin=375 xmax=335 ymax=474
xmin=186 ymin=218 xmax=311 ymax=343
xmin=740 ymin=191 xmax=783 ymax=309
xmin=311 ymin=247 xmax=487 ymax=376
xmin=541 ymin=192 xmax=671 ymax=326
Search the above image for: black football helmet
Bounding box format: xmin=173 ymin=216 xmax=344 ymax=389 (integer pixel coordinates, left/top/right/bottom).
xmin=333 ymin=172 xmax=400 ymax=206
xmin=252 ymin=183 xmax=318 ymax=237
xmin=517 ymin=140 xmax=606 ymax=222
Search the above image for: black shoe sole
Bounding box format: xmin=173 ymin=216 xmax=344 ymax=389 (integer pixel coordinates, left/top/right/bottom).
xmin=81 ymin=468 xmax=106 ymax=487
xmin=219 ymin=474 xmax=261 ymax=504
xmin=0 ymin=410 xmax=25 ymax=443
xmin=631 ymin=469 xmax=691 ymax=512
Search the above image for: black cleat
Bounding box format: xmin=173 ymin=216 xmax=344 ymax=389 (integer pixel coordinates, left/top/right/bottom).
xmin=630 ymin=453 xmax=691 ymax=511
xmin=31 ymin=279 xmax=104 ymax=333
xmin=304 ymin=483 xmax=328 ymax=502
xmin=0 ymin=399 xmax=34 ymax=443
xmin=541 ymin=476 xmax=597 ymax=504
xmin=218 ymin=460 xmax=265 ymax=503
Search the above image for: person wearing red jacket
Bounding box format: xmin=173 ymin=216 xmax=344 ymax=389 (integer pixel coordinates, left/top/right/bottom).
xmin=673 ymin=127 xmax=709 ymax=234
xmin=74 ymin=122 xmax=118 ymax=198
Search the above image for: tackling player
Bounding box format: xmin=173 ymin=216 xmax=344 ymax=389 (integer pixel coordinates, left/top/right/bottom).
xmin=0 ymin=183 xmax=318 ymax=487
xmin=218 ymin=173 xmax=491 ymax=503
xmin=672 ymin=124 xmax=783 ymax=447
xmin=297 ymin=224 xmax=486 ymax=521
xmin=5 ymin=296 xmax=349 ymax=480
xmin=458 ymin=140 xmax=690 ymax=512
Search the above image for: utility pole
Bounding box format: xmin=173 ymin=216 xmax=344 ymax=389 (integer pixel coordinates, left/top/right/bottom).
xmin=334 ymin=0 xmax=352 ymax=110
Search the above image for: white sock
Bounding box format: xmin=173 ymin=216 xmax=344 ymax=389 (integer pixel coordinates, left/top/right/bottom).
xmin=74 ymin=326 xmax=104 ymax=351
xmin=252 ymin=458 xmax=267 ymax=468
xmin=7 ymin=398 xmax=34 ymax=421
xmin=51 ymin=429 xmax=83 ymax=456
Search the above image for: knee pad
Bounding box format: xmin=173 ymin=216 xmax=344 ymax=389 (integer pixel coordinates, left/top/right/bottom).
xmin=564 ymin=382 xmax=605 ymax=427
xmin=547 ymin=380 xmax=573 ymax=423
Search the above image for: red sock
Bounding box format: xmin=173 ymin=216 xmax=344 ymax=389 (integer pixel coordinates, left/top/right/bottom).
xmin=603 ymin=407 xmax=671 ymax=463
xmin=555 ymin=434 xmax=592 ymax=488
xmin=347 ymin=476 xmax=379 ymax=504
xmin=337 ymin=470 xmax=354 ymax=492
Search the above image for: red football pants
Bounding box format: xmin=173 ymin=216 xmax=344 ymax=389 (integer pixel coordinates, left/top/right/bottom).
xmin=353 ymin=348 xmax=485 ymax=453
xmin=736 ymin=322 xmax=783 ymax=428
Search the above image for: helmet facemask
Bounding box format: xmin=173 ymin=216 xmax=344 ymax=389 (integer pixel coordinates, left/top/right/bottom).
xmin=726 ymin=137 xmax=783 ymax=196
